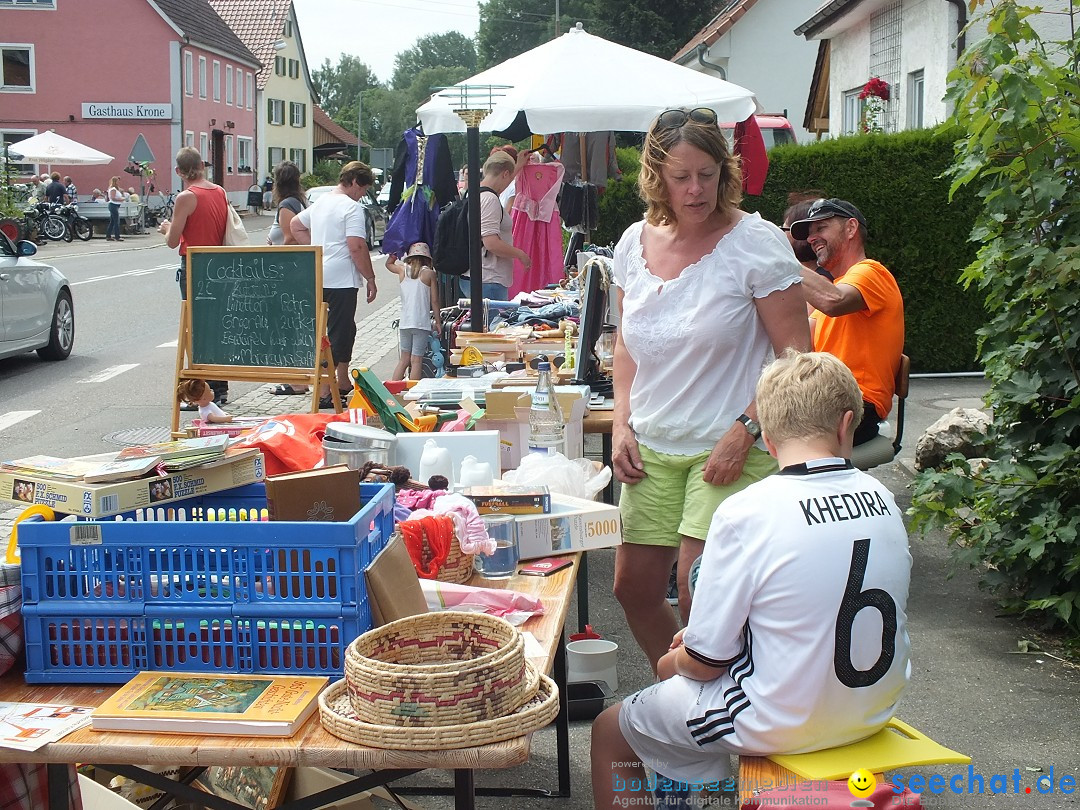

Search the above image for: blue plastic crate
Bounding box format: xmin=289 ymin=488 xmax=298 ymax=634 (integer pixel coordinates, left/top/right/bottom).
xmin=18 ymin=482 xmax=392 ymax=683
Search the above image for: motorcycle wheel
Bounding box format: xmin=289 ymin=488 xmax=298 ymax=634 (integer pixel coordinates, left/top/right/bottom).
xmin=61 ymin=218 xmax=74 ymax=242
xmin=43 ymin=215 xmax=67 ymax=241
xmin=73 ymin=217 xmax=93 ymax=241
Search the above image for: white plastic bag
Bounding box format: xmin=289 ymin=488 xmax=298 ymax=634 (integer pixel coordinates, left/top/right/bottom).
xmin=503 ymin=452 xmax=611 ymax=500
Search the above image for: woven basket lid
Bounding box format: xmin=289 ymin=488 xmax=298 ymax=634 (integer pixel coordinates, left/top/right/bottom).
xmin=319 ymin=668 xmax=559 ymax=750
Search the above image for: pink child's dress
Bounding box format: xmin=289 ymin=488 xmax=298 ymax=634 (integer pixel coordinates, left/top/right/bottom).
xmin=509 ymin=158 xmax=566 ymax=298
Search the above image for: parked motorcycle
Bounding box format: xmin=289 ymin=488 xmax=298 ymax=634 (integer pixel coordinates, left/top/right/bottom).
xmin=58 ymin=203 xmax=92 ymax=241
xmin=24 ymin=203 xmax=68 ymax=242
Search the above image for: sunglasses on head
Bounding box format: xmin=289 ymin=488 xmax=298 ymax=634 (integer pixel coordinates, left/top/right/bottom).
xmin=656 ymin=107 xmax=718 ymax=129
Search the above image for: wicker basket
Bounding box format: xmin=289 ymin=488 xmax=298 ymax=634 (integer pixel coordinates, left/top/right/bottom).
xmin=344 ymin=611 xmax=535 ymax=727
xmin=320 ymin=671 xmax=559 ymax=749
xmin=438 ymin=531 xmax=474 ymax=584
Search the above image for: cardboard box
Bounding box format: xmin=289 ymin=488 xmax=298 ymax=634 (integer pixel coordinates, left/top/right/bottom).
xmin=463 ymin=485 xmax=551 ymax=514
xmin=365 ymin=533 xmax=427 ymax=626
xmin=480 ymin=386 xmax=589 ymax=471
xmin=514 ymin=492 xmax=622 ymax=560
xmin=0 ymin=452 xmax=265 ymax=518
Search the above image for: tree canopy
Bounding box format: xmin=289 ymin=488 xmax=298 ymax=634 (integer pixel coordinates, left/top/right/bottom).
xmin=392 ymin=32 xmax=477 ymax=90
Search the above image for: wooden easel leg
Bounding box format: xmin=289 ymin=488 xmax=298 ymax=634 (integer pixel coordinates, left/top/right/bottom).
xmin=314 ymin=301 xmax=342 ymax=414
xmin=171 ymin=304 xmax=190 ymax=435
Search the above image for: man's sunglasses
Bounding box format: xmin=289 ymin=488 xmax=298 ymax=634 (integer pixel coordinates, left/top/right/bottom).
xmin=656 ymin=108 xmax=718 ymax=129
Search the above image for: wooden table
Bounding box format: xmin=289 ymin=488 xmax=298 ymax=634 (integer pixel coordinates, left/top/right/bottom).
xmin=0 ymin=557 xmax=580 ymax=810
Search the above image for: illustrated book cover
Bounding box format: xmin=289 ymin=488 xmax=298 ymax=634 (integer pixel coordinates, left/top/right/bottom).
xmin=91 ymin=672 xmax=328 ymax=737
xmin=82 ymin=455 xmax=163 ymax=484
xmin=264 ymin=464 xmax=361 ymax=522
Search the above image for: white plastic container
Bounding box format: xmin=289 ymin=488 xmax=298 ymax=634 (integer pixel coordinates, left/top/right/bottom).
xmin=458 ymin=455 xmax=494 ymax=487
xmin=566 ymin=638 xmax=619 ymax=691
xmin=417 ymin=438 xmax=454 ymax=486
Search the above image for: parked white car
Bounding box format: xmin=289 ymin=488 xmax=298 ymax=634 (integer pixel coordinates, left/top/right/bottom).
xmin=0 ymin=231 xmax=74 ymax=361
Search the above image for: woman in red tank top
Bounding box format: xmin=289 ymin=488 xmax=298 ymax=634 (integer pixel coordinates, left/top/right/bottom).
xmin=159 ymin=146 xmax=230 ymax=403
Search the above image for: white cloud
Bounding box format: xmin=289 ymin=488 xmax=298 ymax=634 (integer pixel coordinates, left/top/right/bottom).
xmin=293 ymin=0 xmax=481 ymax=84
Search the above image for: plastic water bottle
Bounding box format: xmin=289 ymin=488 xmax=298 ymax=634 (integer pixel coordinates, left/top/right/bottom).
xmin=528 ymin=361 xmax=564 ymax=455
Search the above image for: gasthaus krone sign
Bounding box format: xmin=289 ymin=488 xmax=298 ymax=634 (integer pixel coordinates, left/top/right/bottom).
xmin=82 ymin=103 xmax=172 ymax=119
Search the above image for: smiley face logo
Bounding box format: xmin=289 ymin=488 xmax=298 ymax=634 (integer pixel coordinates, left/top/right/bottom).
xmin=848 ymin=769 xmax=876 ymax=799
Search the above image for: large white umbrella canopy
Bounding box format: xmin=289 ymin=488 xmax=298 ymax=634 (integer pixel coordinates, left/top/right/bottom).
xmin=418 ymin=24 xmax=759 ymax=135
xmin=5 ymin=130 xmax=113 ymax=165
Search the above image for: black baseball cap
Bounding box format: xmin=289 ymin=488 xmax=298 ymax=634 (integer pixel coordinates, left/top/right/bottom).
xmin=789 ymin=198 xmax=867 ymax=240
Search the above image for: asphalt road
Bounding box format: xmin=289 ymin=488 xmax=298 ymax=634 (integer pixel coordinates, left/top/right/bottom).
xmin=0 ymin=221 xmax=394 ymax=460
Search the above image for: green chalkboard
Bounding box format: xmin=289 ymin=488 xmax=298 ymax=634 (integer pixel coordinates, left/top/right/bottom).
xmin=185 ymin=246 xmax=322 ymax=369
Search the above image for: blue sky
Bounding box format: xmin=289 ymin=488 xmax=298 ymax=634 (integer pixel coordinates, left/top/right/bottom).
xmin=294 ymin=0 xmax=482 ymax=83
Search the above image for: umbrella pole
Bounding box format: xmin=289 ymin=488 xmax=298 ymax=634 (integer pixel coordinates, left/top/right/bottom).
xmin=466 ymin=119 xmax=484 ymax=334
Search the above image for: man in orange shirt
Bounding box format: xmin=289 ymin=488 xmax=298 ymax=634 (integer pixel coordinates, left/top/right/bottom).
xmin=789 ymin=199 xmax=904 ymax=445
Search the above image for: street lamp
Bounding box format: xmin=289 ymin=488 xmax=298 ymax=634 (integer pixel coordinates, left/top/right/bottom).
xmin=435 ymin=84 xmax=509 ymax=333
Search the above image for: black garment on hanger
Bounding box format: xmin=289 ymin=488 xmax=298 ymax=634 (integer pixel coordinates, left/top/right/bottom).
xmin=386 ymin=126 xmax=458 ymax=216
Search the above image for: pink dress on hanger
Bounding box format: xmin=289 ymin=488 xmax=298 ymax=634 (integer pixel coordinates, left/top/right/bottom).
xmin=509 ymin=158 xmax=565 ymax=297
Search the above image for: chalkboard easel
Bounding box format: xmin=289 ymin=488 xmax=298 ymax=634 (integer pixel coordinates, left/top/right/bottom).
xmin=170 ymin=245 xmax=342 ymax=435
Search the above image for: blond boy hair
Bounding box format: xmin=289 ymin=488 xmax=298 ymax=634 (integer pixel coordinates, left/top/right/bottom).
xmin=756 ymin=351 xmax=863 ymax=445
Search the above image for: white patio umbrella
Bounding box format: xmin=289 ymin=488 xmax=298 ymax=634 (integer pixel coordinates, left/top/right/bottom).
xmin=5 ymin=130 xmax=113 ymax=167
xmin=418 ymin=24 xmax=759 ymax=135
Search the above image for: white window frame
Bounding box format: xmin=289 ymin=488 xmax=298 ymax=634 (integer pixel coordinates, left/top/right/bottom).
xmin=0 ymin=0 xmax=56 ymax=7
xmin=908 ymin=69 xmax=925 ymax=129
xmin=288 ymin=59 xmax=299 ymax=79
xmin=290 ymin=101 xmax=305 ymax=127
xmin=198 ymin=56 xmax=207 ymax=99
xmin=282 ymin=19 xmax=292 ymax=37
xmin=269 ymin=98 xmax=284 ymax=125
xmin=183 ymin=51 xmax=193 ymax=96
xmin=236 ymin=68 xmax=243 ymax=108
xmin=289 ymin=148 xmax=306 ymax=173
xmin=225 ymin=64 xmax=233 ymax=105
xmin=268 ymin=146 xmax=286 ymax=169
xmin=841 ymin=87 xmax=864 ymax=135
xmin=212 ymin=60 xmax=220 ymax=102
xmin=238 ymin=136 xmax=252 ymax=173
xmin=246 ymin=73 xmax=253 ymax=109
xmin=275 ymin=56 xmax=285 ymax=76
xmin=1 ymin=128 xmax=38 ymax=175
xmin=0 ymin=43 xmax=35 ymax=93
xmin=199 ymin=132 xmax=208 ymax=161
xmin=184 ymin=130 xmax=194 ymax=148
xmin=225 ymin=134 xmax=234 ymax=173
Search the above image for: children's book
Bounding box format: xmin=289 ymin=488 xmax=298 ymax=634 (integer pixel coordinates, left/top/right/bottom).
xmin=116 ymin=435 xmax=229 ymax=462
xmin=82 ymin=455 xmax=163 ymax=484
xmin=91 ymin=672 xmax=328 ymax=737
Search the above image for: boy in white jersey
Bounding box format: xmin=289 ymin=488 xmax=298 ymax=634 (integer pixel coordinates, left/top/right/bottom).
xmin=591 ymin=351 xmax=912 ymax=807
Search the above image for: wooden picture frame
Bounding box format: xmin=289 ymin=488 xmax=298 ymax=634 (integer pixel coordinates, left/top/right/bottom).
xmin=194 ymin=765 xmax=291 ymax=810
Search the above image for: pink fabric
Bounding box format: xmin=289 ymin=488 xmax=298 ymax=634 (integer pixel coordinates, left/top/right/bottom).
xmin=396 ymin=489 xmax=447 ymax=511
xmin=509 ymin=160 xmax=566 ymax=297
xmin=432 ymin=493 xmax=496 ymax=555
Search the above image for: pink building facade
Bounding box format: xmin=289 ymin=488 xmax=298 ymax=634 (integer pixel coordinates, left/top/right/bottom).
xmin=0 ymin=0 xmax=260 ymax=203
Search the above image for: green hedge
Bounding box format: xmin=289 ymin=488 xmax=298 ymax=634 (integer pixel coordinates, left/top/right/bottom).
xmin=593 ymin=129 xmax=984 ymax=372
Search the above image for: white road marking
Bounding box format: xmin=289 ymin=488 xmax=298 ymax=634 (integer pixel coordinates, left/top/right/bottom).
xmin=157 ymin=340 xmax=178 ymax=348
xmin=0 ymin=410 xmax=40 ymax=433
xmin=70 ymin=264 xmax=175 ymax=286
xmin=77 ymin=364 xmax=139 ymax=383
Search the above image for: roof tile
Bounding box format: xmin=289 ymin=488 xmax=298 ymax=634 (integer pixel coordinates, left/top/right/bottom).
xmin=207 ymin=0 xmax=291 ymax=89
xmin=153 ymin=0 xmax=260 ymax=66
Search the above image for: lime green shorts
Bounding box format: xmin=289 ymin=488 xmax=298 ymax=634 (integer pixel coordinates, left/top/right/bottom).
xmin=619 ymin=444 xmax=778 ymax=546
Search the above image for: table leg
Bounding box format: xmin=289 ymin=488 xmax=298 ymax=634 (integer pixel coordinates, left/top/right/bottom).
xmin=47 ymin=764 xmax=70 ymax=810
xmin=601 ymin=433 xmax=614 ymax=504
xmin=454 ymin=769 xmax=476 ymax=810
xmin=576 ymin=551 xmax=590 ymax=631
xmin=554 ymin=632 xmax=571 ymax=797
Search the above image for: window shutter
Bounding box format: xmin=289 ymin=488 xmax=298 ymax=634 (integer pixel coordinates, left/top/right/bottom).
xmin=267 ymin=98 xmax=273 ymax=123
xmin=301 ymin=104 xmax=306 ymax=127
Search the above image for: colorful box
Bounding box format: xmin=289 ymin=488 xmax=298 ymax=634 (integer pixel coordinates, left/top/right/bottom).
xmin=514 ymin=493 xmax=622 ymax=560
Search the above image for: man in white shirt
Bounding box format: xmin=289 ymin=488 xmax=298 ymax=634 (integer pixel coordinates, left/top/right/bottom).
xmin=291 ymin=161 xmax=378 ymax=407
xmin=592 ymin=351 xmax=911 ymax=808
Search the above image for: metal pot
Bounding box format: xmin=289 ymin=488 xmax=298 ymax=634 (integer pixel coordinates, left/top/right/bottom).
xmin=322 ymin=423 xmax=395 ymax=470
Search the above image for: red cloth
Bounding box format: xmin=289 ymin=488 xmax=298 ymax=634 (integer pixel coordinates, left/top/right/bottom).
xmin=734 ymin=116 xmax=769 ymax=196
xmin=0 ymin=764 xmax=82 ymax=810
xmin=178 ymin=184 xmax=228 ymax=256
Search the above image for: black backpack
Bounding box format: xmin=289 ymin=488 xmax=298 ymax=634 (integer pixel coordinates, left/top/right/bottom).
xmin=432 ymin=186 xmax=497 ymax=277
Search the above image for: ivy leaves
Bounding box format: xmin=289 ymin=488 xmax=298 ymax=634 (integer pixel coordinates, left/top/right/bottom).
xmin=912 ymin=1 xmax=1080 ymax=635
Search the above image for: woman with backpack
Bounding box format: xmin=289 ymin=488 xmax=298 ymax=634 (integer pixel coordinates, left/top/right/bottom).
xmin=385 ymin=242 xmax=441 ymax=380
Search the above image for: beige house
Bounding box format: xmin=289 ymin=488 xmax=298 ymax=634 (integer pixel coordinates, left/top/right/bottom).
xmin=210 ymin=0 xmax=316 ymax=180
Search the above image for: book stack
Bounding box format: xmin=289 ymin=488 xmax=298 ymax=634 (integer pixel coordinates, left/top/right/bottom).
xmin=117 ymin=435 xmax=231 ymax=472
xmin=91 ymin=671 xmax=328 ymax=737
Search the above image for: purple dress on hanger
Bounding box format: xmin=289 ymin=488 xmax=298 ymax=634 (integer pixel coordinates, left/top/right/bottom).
xmin=383 ymin=129 xmax=448 ymax=257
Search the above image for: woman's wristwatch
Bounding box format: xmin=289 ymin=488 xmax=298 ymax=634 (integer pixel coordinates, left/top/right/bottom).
xmin=736 ymin=413 xmax=761 ymax=440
